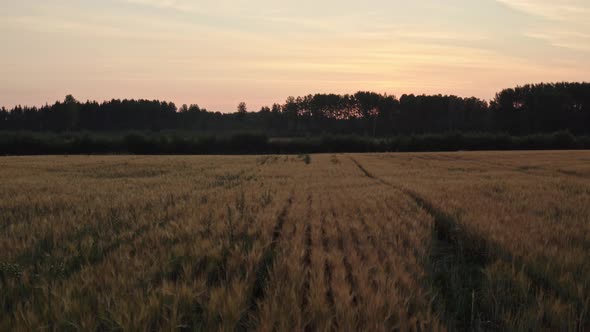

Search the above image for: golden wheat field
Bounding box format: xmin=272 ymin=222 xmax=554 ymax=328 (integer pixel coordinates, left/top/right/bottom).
xmin=1 ymin=151 xmax=589 ymax=331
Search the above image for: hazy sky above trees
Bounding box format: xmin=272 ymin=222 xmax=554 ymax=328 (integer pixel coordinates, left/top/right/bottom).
xmin=1 ymin=0 xmax=589 ymax=112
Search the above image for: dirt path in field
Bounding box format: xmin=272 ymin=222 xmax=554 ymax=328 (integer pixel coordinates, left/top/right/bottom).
xmin=349 ymin=155 xmax=586 ymax=330
xmin=238 ymin=191 xmax=294 ymax=330
xmin=301 ymin=195 xmax=313 ymax=331
xmin=348 ymin=156 xmax=494 ymax=329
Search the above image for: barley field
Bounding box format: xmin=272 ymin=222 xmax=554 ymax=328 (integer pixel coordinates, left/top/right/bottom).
xmin=1 ymin=151 xmax=589 ymax=331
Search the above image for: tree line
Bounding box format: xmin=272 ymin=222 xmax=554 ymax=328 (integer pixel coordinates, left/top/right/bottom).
xmin=1 ymin=82 xmax=589 ymax=136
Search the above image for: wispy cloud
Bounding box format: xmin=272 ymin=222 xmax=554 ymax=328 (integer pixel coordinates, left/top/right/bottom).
xmin=122 ymin=0 xmax=197 ymax=12
xmin=525 ymin=29 xmax=590 ymax=52
xmin=495 ymin=0 xmax=590 ymax=21
xmin=495 ymin=0 xmax=590 ymax=53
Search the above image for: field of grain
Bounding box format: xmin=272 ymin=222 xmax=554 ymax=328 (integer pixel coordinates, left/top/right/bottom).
xmin=1 ymin=151 xmax=589 ymax=331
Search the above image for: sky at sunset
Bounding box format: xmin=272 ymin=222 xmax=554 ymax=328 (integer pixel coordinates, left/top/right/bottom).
xmin=1 ymin=0 xmax=589 ymax=112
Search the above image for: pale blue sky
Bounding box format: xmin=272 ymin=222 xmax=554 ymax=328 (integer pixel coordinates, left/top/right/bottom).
xmin=1 ymin=0 xmax=589 ymax=111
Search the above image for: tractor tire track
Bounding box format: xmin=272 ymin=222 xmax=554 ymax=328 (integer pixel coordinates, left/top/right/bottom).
xmin=238 ymin=191 xmax=294 ymax=331
xmin=301 ymin=194 xmax=313 ymax=327
xmin=349 ymin=156 xmax=587 ymax=330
